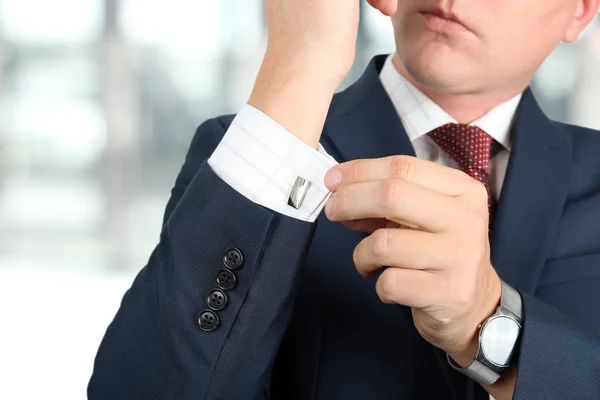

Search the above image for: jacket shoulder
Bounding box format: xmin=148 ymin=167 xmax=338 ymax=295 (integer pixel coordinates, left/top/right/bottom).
xmin=558 ymin=122 xmax=600 ymax=163
xmin=555 ymin=122 xmax=600 ymax=198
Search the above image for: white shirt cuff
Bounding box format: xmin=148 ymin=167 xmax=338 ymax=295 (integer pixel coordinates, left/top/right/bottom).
xmin=208 ymin=104 xmax=338 ymax=222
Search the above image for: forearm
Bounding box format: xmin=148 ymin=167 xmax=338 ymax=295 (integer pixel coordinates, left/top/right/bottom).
xmin=511 ymin=292 xmax=600 ymax=399
xmin=89 ymin=131 xmax=318 ymax=400
xmin=249 ymin=51 xmax=341 ymax=149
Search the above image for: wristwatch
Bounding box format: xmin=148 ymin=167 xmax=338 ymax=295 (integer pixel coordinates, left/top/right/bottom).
xmin=447 ymin=280 xmax=523 ymax=386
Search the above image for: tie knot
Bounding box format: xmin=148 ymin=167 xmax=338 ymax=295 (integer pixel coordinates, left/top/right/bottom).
xmin=428 ymin=123 xmax=494 ymax=182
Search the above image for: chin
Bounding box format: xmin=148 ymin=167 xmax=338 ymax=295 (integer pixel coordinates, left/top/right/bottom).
xmin=399 ymin=42 xmax=473 ymax=94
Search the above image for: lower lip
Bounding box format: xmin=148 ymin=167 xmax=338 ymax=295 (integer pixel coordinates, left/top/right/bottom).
xmin=422 ymin=13 xmax=469 ymax=34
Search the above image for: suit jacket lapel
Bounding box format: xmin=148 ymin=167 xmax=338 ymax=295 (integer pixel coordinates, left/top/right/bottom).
xmin=490 ymin=88 xmax=572 ymax=293
xmin=322 ymin=55 xmax=416 ymax=162
xmin=470 ymin=89 xmax=573 ymax=400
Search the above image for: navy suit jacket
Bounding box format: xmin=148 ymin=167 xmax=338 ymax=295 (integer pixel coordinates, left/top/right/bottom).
xmin=89 ymin=56 xmax=600 ymax=399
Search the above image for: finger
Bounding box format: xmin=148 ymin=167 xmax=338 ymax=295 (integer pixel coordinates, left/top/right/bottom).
xmin=353 ymin=228 xmax=445 ymax=277
xmin=341 ymin=219 xmax=407 ymax=234
xmin=325 ymin=179 xmax=458 ymax=232
xmin=325 ymin=155 xmax=470 ymax=196
xmin=375 ymin=267 xmax=443 ymax=308
xmin=341 ymin=218 xmax=389 ymax=234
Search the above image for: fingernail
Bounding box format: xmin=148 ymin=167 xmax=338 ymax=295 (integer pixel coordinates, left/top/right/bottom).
xmin=325 ymin=168 xmax=342 ymax=190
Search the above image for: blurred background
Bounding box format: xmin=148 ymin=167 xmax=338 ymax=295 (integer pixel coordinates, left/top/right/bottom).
xmin=0 ymin=1 xmax=598 ymax=399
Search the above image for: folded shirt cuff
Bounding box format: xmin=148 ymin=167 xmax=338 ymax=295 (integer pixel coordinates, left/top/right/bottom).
xmin=208 ymin=104 xmax=338 ymax=222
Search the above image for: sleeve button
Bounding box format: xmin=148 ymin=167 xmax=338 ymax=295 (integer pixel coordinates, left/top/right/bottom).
xmin=224 ymin=248 xmax=244 ymax=270
xmin=198 ymin=310 xmax=220 ymax=332
xmin=207 ymin=289 xmax=228 ymax=311
xmin=216 ymin=269 xmax=237 ymax=290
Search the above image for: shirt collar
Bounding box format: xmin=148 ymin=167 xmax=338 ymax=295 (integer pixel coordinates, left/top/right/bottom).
xmin=379 ymin=54 xmax=522 ymax=151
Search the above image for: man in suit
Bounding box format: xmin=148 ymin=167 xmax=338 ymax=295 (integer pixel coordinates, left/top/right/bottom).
xmin=88 ymin=0 xmax=600 ymax=399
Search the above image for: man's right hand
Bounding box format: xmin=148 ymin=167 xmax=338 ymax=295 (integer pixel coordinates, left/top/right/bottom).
xmin=249 ymin=0 xmax=397 ymax=148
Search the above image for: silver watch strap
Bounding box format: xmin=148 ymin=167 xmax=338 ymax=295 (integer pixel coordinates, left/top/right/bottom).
xmin=501 ymin=280 xmax=522 ymax=321
xmin=447 ymin=280 xmax=523 ymax=386
xmin=447 ymin=356 xmax=501 ymax=386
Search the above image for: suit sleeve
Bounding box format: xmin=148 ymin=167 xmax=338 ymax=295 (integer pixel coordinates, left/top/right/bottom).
xmin=513 ymin=293 xmax=600 ymax=399
xmin=88 ymin=117 xmax=317 ymax=400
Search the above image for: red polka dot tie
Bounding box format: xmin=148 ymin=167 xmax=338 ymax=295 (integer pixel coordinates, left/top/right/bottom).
xmin=428 ymin=123 xmax=497 ymax=228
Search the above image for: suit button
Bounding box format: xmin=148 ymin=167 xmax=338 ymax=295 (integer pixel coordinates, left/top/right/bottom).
xmin=224 ymin=248 xmax=244 ymax=270
xmin=207 ymin=289 xmax=228 ymax=311
xmin=217 ymin=269 xmax=237 ymax=290
xmin=198 ymin=310 xmax=220 ymax=332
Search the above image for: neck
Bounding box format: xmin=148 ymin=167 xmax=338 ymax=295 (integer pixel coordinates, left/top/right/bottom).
xmin=391 ymin=53 xmax=524 ymax=124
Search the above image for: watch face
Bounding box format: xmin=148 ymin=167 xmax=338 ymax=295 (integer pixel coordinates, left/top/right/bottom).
xmin=480 ymin=315 xmax=521 ymax=367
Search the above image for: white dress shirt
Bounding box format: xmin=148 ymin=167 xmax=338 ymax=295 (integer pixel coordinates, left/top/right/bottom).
xmin=208 ymin=54 xmax=522 ymax=222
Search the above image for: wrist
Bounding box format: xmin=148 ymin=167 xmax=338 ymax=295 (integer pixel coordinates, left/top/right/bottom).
xmin=447 ymin=332 xmax=480 ymax=368
xmin=249 ymin=51 xmax=346 ymax=149
xmin=448 ymin=273 xmax=503 ymax=367
xmin=252 ymin=51 xmax=343 ymax=102
xmin=264 ymin=41 xmax=353 ymax=85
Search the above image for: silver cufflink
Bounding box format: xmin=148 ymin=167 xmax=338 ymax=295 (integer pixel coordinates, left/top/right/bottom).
xmin=288 ymin=176 xmax=311 ymax=210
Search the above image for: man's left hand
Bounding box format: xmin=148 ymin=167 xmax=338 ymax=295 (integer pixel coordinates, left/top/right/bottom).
xmin=324 ymin=155 xmax=502 ymax=365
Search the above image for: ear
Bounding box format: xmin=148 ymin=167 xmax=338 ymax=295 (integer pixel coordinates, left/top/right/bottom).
xmin=564 ymin=0 xmax=600 ymax=42
xmin=366 ymin=0 xmax=398 ymax=17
